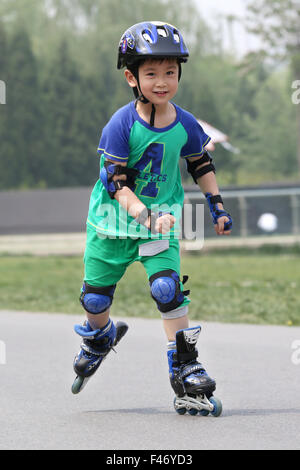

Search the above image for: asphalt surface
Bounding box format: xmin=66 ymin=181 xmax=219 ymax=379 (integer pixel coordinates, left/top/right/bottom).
xmin=0 ymin=311 xmax=299 ymax=450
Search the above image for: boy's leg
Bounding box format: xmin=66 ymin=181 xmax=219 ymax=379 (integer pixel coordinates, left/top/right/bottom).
xmin=163 ymin=315 xmax=189 ymax=342
xmin=86 ymin=309 xmax=110 ymax=330
xmin=140 ymin=239 xmax=218 ymax=412
xmin=140 ymin=238 xmax=190 ymax=332
xmin=82 ymin=228 xmax=129 ymax=324
xmin=72 ymin=230 xmax=130 ymax=393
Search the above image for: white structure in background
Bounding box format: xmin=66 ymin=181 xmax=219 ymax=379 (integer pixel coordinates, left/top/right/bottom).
xmin=198 ymin=119 xmax=240 ymax=154
xmin=257 ymin=213 xmax=278 ymax=233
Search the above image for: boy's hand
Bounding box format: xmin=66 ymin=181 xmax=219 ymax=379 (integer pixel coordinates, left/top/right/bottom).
xmin=205 ymin=193 xmax=233 ymax=235
xmin=214 ymin=215 xmax=231 ymax=236
xmin=146 ymin=213 xmax=176 ymax=234
xmin=156 ymin=213 xmax=176 ymax=234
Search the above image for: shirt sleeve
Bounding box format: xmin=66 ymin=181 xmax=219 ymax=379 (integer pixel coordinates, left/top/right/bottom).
xmin=180 ymin=111 xmax=211 ymax=159
xmin=97 ymin=105 xmax=132 ymax=163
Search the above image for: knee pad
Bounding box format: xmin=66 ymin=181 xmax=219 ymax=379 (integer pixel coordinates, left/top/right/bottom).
xmin=80 ymin=282 xmax=116 ymax=315
xmin=149 ymin=270 xmax=189 ymax=314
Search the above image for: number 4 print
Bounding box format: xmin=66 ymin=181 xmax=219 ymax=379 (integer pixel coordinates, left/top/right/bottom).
xmin=134 ymin=142 xmax=164 ymax=198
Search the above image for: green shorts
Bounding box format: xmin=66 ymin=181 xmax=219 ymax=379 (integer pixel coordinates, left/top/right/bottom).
xmin=83 ymin=227 xmax=190 ymax=318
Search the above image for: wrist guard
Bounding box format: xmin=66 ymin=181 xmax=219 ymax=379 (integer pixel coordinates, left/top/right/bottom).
xmin=205 ymin=193 xmax=233 ymax=231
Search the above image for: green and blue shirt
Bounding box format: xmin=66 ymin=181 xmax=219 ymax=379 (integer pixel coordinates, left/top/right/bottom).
xmin=87 ymin=101 xmax=211 ymax=238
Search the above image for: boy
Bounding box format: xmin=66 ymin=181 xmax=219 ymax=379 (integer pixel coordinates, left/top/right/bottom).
xmin=72 ymin=22 xmax=232 ymax=416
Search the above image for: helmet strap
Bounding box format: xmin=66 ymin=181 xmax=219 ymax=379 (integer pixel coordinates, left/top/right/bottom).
xmin=132 ymin=69 xmax=156 ymax=127
xmin=150 ymin=104 xmax=156 ymax=127
xmin=135 ymin=73 xmax=149 ymax=104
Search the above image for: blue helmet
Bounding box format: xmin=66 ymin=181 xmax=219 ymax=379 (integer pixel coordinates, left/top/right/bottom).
xmin=117 ymin=21 xmax=189 ymax=69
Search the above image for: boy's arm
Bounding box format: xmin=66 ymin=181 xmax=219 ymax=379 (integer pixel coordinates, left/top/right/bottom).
xmin=187 ymin=155 xmax=232 ymax=236
xmin=104 ymin=159 xmax=175 ymax=234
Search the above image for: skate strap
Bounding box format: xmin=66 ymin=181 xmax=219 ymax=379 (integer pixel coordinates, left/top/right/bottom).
xmin=180 ymin=363 xmax=206 ymax=379
xmin=81 ymin=341 xmax=109 ymax=357
xmin=75 ymin=324 xmax=101 ymax=339
xmin=176 ymin=350 xmax=198 ymax=363
xmin=74 ymin=319 xmax=112 ymax=339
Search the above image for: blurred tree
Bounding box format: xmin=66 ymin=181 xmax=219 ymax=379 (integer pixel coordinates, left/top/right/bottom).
xmin=0 ymin=20 xmax=6 ymax=73
xmin=236 ymin=70 xmax=297 ymax=183
xmin=0 ymin=0 xmax=297 ymax=189
xmin=43 ymin=39 xmax=81 ymax=186
xmin=0 ymin=0 xmax=49 ymax=52
xmin=0 ymin=21 xmax=9 ymax=188
xmin=0 ymin=27 xmax=44 ymax=189
xmin=245 ymin=0 xmax=300 ymax=175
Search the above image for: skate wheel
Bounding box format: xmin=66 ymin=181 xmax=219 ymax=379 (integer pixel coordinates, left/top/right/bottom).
xmin=188 ymin=408 xmax=198 ymax=416
xmin=199 ymin=409 xmax=210 ymax=416
xmin=209 ymin=397 xmax=222 ymax=417
xmin=71 ymin=376 xmax=84 ymax=395
xmin=173 ymin=398 xmax=186 ymax=415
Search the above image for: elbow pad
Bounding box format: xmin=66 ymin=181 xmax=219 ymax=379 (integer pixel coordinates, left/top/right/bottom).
xmin=186 ymin=151 xmax=216 ymax=184
xmin=100 ymin=161 xmax=139 ymax=199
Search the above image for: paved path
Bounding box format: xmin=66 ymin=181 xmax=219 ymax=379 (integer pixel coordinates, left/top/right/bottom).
xmin=0 ymin=311 xmax=299 ymax=450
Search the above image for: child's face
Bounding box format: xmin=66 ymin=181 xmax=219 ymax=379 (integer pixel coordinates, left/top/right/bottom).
xmin=134 ymin=58 xmax=179 ymax=105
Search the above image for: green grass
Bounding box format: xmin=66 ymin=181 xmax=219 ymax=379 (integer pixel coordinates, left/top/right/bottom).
xmin=0 ymin=251 xmax=299 ymax=326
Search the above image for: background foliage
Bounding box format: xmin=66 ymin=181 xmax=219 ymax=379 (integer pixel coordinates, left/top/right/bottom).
xmin=0 ymin=0 xmax=298 ymax=189
xmin=1 ymin=250 xmax=299 ymax=325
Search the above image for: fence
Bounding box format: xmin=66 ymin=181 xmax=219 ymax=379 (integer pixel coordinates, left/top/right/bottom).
xmin=184 ymin=186 xmax=300 ymax=239
xmin=1 ymin=186 xmax=300 ymax=255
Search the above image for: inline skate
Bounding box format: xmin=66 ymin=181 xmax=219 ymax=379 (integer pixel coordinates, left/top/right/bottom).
xmin=72 ymin=319 xmax=128 ymax=394
xmin=167 ymin=326 xmax=222 ymax=417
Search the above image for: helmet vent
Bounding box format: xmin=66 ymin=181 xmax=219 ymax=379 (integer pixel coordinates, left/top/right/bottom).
xmin=173 ymin=31 xmax=180 ymax=43
xmin=142 ymin=31 xmax=154 ymax=43
xmin=157 ymin=27 xmax=168 ymax=37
